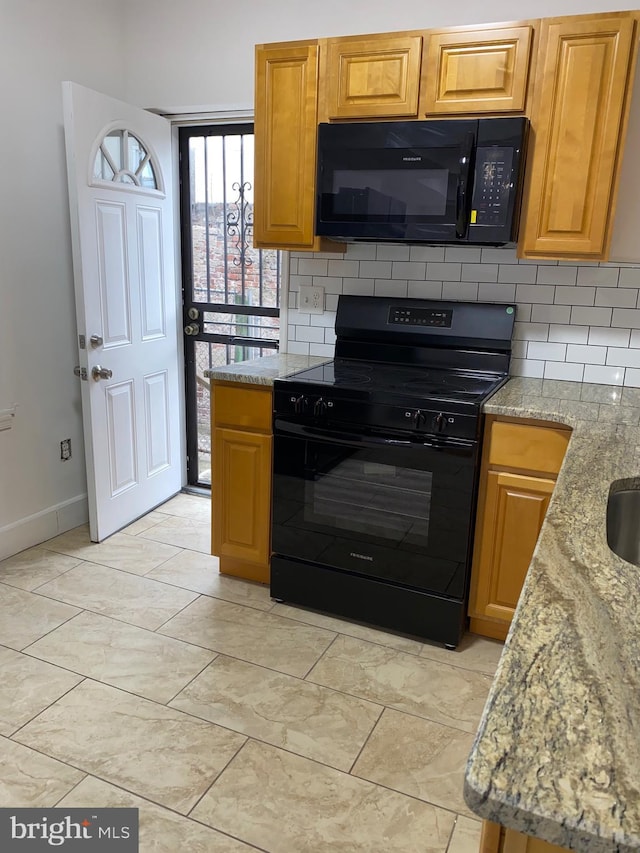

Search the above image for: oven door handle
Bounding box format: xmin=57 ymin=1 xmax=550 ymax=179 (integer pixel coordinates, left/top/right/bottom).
xmin=274 ymin=419 xmax=474 ymax=450
xmin=455 ymin=131 xmax=475 ymax=239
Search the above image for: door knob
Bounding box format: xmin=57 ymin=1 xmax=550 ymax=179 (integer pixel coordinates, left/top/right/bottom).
xmin=91 ymin=365 xmax=113 ymax=381
xmin=184 ymin=323 xmax=200 ymax=336
xmin=89 ymin=334 xmax=104 ymax=348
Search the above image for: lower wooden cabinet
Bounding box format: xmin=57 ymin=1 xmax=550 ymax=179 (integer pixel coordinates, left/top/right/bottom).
xmin=468 ymin=417 xmax=571 ymax=640
xmin=481 ymin=820 xmax=570 ymax=853
xmin=211 ymin=381 xmax=273 ymax=584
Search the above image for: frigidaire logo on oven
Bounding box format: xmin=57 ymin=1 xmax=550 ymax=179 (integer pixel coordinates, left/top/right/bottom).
xmin=350 ymin=552 xmax=373 ymax=561
xmin=402 ymin=156 xmax=421 ymax=161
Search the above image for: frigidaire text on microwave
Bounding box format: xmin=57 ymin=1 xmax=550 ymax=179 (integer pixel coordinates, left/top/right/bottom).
xmin=315 ymin=117 xmax=529 ymax=246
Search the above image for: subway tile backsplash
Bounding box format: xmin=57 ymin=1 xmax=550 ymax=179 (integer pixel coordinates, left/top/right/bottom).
xmin=286 ymin=244 xmax=640 ymax=387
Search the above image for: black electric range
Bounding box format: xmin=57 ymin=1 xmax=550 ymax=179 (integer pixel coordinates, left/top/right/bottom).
xmin=270 ymin=295 xmax=515 ymax=647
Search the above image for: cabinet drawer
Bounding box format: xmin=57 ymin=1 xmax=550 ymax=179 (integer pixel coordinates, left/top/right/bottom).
xmin=488 ymin=420 xmax=570 ymax=475
xmin=213 ymin=383 xmax=273 ymax=432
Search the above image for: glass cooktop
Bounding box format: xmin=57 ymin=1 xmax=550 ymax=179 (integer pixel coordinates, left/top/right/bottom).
xmin=285 ymin=358 xmax=502 ymax=403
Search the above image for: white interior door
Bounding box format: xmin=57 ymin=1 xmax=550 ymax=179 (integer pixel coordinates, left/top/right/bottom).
xmin=63 ymin=81 xmax=183 ymax=542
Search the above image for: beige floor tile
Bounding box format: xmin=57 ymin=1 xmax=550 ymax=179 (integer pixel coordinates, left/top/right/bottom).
xmin=271 ymin=602 xmax=423 ymax=655
xmin=35 ymin=563 xmax=199 ymax=630
xmin=26 ymin=612 xmax=215 ymax=704
xmin=158 ymin=493 xmax=211 ymax=523
xmin=307 ymin=635 xmax=491 ymax=733
xmin=0 ymin=547 xmax=81 ymax=591
xmin=192 ymin=739 xmax=456 ymax=853
xmin=58 ymin=776 xmax=257 ymax=852
xmin=171 ymin=655 xmax=382 ymax=770
xmin=421 ymin=633 xmax=504 ymax=676
xmin=0 ymin=584 xmax=79 ymax=650
xmin=43 ymin=525 xmax=180 ymax=575
xmin=448 ymin=815 xmax=483 ymax=853
xmin=121 ymin=510 xmax=170 ymax=536
xmin=352 ymin=708 xmax=476 ymax=816
xmin=138 ymin=515 xmax=211 ymax=553
xmin=0 ymin=646 xmax=83 ymax=735
xmin=160 ymin=596 xmax=335 ymax=677
xmin=145 ymin=549 xmax=272 ymax=609
xmin=14 ymin=680 xmax=246 ymax=814
xmin=0 ymin=736 xmax=85 ymax=807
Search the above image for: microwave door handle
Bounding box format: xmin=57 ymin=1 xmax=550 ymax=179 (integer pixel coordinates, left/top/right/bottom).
xmin=455 ymin=132 xmax=475 ymax=239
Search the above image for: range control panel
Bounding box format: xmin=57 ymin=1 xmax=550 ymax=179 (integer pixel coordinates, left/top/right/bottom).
xmin=388 ymin=307 xmax=453 ymax=327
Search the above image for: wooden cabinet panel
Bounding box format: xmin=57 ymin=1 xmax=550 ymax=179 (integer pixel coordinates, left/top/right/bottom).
xmin=488 ymin=421 xmax=570 ymax=475
xmin=469 ymin=418 xmax=569 ymax=640
xmin=212 ymin=427 xmax=272 ymax=578
xmin=473 ymin=470 xmax=554 ymax=626
xmin=213 ymin=384 xmax=272 ymax=432
xmin=481 ymin=820 xmax=570 ymax=853
xmin=322 ymin=34 xmax=423 ymax=119
xmin=254 ymin=42 xmax=320 ymax=249
xmin=422 ymin=25 xmax=534 ymax=114
xmin=520 ymin=14 xmax=636 ymax=259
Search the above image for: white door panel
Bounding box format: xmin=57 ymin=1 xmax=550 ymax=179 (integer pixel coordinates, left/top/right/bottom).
xmin=63 ymin=82 xmax=182 ymax=541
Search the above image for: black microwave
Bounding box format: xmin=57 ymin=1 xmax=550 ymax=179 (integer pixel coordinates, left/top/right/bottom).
xmin=315 ymin=117 xmax=528 ymax=245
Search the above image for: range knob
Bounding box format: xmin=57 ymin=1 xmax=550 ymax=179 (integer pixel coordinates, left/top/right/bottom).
xmin=290 ymin=395 xmax=308 ymax=414
xmin=433 ymin=412 xmax=447 ymax=433
xmin=314 ymin=397 xmax=328 ymax=417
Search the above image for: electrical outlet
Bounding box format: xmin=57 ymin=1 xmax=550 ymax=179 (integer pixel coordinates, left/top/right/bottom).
xmin=60 ymin=438 xmax=72 ymax=461
xmin=298 ymin=285 xmax=324 ymax=315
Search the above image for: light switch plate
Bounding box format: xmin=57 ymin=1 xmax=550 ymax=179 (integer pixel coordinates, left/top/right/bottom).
xmin=299 ymin=285 xmax=324 ymax=314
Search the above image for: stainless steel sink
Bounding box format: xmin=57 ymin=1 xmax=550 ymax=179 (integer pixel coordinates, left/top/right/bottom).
xmin=607 ymin=484 xmax=640 ymax=566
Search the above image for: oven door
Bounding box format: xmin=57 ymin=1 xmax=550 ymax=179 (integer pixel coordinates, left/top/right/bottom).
xmin=271 ymin=420 xmax=479 ymax=601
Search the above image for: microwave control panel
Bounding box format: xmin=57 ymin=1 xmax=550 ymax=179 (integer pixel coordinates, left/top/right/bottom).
xmin=472 ymin=147 xmax=514 ymax=227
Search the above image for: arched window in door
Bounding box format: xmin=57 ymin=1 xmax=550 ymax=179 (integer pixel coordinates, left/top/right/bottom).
xmin=93 ymin=128 xmax=160 ymax=190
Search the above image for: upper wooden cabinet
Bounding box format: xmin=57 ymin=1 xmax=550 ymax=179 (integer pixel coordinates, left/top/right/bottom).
xmin=421 ymin=24 xmax=534 ymax=115
xmin=320 ymin=34 xmax=423 ymax=119
xmin=253 ymin=41 xmax=322 ymax=250
xmin=519 ymin=13 xmax=638 ymax=260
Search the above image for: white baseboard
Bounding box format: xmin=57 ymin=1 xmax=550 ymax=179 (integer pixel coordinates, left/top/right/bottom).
xmin=0 ymin=494 xmax=89 ymax=561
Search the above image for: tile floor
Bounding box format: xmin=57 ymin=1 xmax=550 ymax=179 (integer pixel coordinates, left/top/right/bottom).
xmin=0 ymin=492 xmax=504 ymax=852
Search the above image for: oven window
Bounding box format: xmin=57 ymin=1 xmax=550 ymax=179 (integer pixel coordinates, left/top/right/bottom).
xmin=272 ymin=434 xmax=477 ymax=599
xmin=312 ymin=455 xmax=432 ymax=544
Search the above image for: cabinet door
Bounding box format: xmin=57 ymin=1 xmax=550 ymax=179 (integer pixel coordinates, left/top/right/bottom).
xmin=520 ymin=14 xmax=636 ymax=259
xmin=254 ymin=42 xmax=320 ymax=249
xmin=212 ymin=427 xmax=272 ymax=574
xmin=422 ymin=25 xmax=533 ymax=115
xmin=470 ymin=470 xmax=554 ymax=631
xmin=322 ymin=34 xmax=422 ymax=119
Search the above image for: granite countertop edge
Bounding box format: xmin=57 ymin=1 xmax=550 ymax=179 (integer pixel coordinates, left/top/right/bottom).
xmin=203 ymin=353 xmax=330 ymax=385
xmin=465 ymin=377 xmax=640 ymax=853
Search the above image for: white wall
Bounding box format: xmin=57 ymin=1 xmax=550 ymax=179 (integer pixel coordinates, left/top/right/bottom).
xmin=122 ymin=0 xmax=640 ymax=111
xmin=0 ymin=0 xmax=126 ymax=557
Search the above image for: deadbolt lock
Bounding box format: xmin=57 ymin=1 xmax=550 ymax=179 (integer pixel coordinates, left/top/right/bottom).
xmin=187 ymin=307 xmax=200 ymax=321
xmin=90 ymin=334 xmax=104 ymax=348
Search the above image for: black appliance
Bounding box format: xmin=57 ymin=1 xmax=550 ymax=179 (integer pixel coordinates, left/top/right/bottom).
xmin=271 ymin=295 xmax=516 ymax=648
xmin=316 ymin=117 xmax=528 ymax=245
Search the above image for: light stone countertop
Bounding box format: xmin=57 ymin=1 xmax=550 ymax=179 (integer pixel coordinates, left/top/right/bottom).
xmin=203 ymin=353 xmax=329 ymax=386
xmin=464 ymin=377 xmax=640 ymax=853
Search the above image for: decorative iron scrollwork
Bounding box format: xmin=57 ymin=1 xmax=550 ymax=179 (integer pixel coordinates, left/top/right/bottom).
xmin=226 ymin=181 xmax=253 ymax=267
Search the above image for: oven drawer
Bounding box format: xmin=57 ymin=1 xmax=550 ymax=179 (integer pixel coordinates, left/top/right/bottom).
xmin=488 ymin=420 xmax=570 ymax=476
